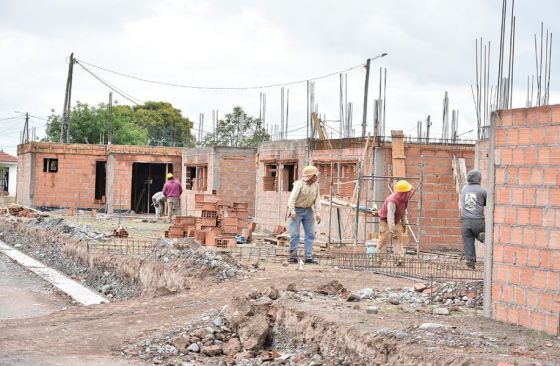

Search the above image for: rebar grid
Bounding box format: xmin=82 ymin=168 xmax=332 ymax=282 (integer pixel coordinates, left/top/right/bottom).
xmin=86 ymin=239 xmax=156 ymax=256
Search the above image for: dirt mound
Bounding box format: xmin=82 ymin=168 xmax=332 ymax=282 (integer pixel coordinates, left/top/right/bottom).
xmin=123 ymin=287 xmax=327 ymax=365
xmin=146 ymin=239 xmax=246 ymax=282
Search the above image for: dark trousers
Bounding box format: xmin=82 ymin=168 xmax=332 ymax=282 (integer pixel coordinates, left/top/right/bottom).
xmin=461 ymin=219 xmax=485 ymax=265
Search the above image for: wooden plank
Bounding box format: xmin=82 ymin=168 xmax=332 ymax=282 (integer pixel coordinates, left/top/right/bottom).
xmin=391 ymin=130 xmax=406 ymax=186
xmin=311 ymin=112 xmax=332 ymax=148
xmin=452 ymin=156 xmax=467 ymax=199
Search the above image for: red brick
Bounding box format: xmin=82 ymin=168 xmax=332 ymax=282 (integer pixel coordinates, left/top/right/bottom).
xmin=517 ymin=208 xmax=530 ymax=225
xmin=512 ymin=149 xmax=524 ymax=165
xmin=514 ymin=287 xmax=526 ymax=305
xmin=502 ymin=285 xmax=513 ymax=303
xmin=532 ymin=270 xmax=547 ymax=288
xmin=507 ymin=129 xmax=519 ymax=145
xmin=496 ymin=130 xmax=507 ymax=146
xmin=530 ymin=312 xmax=546 ymax=332
xmin=518 ymin=128 xmax=531 ymax=144
xmin=507 ymin=307 xmax=519 ymax=323
xmin=505 ymin=208 xmax=517 ymax=224
xmin=519 ymin=268 xmax=534 ymax=286
xmin=523 ymin=228 xmax=536 ymax=247
xmin=526 ymin=288 xmax=539 ymax=307
xmin=517 ymin=308 xmax=531 ymax=327
xmin=502 ymin=246 xmax=515 ymax=263
xmin=551 ymin=188 xmax=560 ymax=207
xmin=543 ymin=169 xmax=559 ymax=186
xmin=529 ymin=208 xmax=543 ymax=226
xmin=523 ymin=188 xmax=536 ymax=205
xmin=527 ymin=249 xmax=541 ymax=267
xmin=517 ymin=167 xmax=531 ymax=185
xmin=531 ymin=126 xmax=545 ymax=144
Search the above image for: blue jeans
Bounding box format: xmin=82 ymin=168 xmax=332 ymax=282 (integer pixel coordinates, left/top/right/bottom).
xmin=289 ymin=207 xmax=315 ymax=259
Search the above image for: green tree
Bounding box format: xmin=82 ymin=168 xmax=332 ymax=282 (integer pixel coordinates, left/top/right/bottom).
xmin=44 ymin=101 xmax=195 ymax=147
xmin=201 ymin=106 xmax=270 ymax=147
xmin=133 ymin=102 xmax=195 ymax=147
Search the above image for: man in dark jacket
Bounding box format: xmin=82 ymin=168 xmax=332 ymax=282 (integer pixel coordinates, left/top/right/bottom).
xmin=460 ymin=170 xmax=487 ymax=269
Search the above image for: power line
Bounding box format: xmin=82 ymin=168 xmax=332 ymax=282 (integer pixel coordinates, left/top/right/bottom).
xmin=0 ymin=115 xmax=24 ymax=122
xmin=75 ymin=58 xmax=373 ymax=90
xmin=75 ymin=61 xmax=143 ymax=105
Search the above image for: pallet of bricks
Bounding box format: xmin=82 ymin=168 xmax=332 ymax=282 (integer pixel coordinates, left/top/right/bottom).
xmin=164 ymin=194 xmax=253 ymax=249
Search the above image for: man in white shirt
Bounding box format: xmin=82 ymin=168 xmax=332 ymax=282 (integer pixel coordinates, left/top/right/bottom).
xmin=287 ymin=165 xmax=321 ymax=264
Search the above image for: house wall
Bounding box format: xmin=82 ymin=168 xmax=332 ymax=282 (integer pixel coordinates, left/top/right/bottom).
xmin=254 ymin=139 xmax=475 ymax=251
xmin=17 ymin=142 xmax=181 ymax=210
xmin=489 ymin=105 xmax=560 ymax=336
xmin=255 ymin=140 xmax=306 ymax=230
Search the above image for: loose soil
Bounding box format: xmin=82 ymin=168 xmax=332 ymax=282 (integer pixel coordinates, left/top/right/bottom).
xmin=0 ymin=212 xmax=558 ymax=365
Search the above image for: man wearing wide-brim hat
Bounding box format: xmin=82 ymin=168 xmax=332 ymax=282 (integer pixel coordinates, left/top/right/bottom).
xmin=287 ymin=165 xmax=321 ymax=264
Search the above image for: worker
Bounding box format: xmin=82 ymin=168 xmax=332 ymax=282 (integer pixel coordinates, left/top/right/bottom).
xmin=459 ymin=170 xmax=487 ymax=269
xmin=151 ymin=191 xmax=166 ymax=220
xmin=162 ymin=173 xmax=183 ymax=222
xmin=377 ymin=180 xmax=414 ymax=260
xmin=287 ymin=165 xmax=321 ymax=265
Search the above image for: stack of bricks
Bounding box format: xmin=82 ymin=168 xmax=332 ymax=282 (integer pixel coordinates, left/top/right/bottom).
xmin=490 ymin=106 xmax=560 ymax=336
xmin=165 ymin=216 xmax=196 ymax=239
xmin=168 ymin=193 xmax=251 ymax=249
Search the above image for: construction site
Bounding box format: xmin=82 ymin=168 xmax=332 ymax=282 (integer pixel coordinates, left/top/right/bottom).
xmin=0 ymin=1 xmax=559 ymax=366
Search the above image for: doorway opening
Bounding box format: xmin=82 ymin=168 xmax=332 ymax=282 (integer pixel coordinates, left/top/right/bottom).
xmin=94 ymin=161 xmax=106 ymax=203
xmin=131 ymin=162 xmax=173 ymax=213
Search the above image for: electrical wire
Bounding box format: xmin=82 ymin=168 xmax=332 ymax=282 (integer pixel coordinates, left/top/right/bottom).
xmin=75 ymin=61 xmax=143 ymax=105
xmin=0 ymin=116 xmax=24 ymax=122
xmin=75 ymin=57 xmax=376 ymax=91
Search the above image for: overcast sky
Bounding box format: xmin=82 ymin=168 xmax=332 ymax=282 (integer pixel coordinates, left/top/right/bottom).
xmin=1 ymin=0 xmax=558 ymax=156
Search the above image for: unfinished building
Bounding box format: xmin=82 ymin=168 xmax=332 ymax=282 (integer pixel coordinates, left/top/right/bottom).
xmin=181 ymin=146 xmax=257 ymax=217
xmin=16 ymin=142 xmax=182 ymax=214
xmin=255 ymin=133 xmax=475 ymax=251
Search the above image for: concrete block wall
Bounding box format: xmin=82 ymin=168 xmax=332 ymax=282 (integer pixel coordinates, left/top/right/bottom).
xmin=15 ymin=152 xmax=33 ymax=207
xmin=490 ymin=105 xmax=560 ymax=336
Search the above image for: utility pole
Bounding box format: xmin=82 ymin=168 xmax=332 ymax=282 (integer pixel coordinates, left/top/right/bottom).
xmin=425 ymin=115 xmax=432 ymax=143
xmin=361 ymin=58 xmax=371 ymax=138
xmin=23 ymin=112 xmax=29 ymax=144
xmin=61 ymin=53 xmax=75 ymax=143
xmin=108 ymin=92 xmax=113 ymax=145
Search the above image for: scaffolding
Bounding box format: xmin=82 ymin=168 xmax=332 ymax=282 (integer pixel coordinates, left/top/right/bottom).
xmin=324 ymin=169 xmax=425 ymax=256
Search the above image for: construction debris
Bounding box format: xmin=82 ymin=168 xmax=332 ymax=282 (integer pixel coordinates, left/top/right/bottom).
xmin=112 ymin=225 xmax=129 ymax=238
xmin=7 ymin=203 xmax=44 ymax=218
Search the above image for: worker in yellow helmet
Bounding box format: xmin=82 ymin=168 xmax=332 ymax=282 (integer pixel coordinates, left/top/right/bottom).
xmin=377 ymin=180 xmax=414 ymax=260
xmin=162 ymin=172 xmax=182 ymax=222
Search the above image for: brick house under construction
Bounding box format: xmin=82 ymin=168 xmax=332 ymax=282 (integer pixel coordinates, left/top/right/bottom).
xmin=254 ymin=133 xmax=475 ymax=251
xmin=16 ymin=142 xmax=182 ymax=214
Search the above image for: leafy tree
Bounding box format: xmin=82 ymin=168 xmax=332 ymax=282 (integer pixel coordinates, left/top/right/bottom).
xmin=201 ymin=106 xmax=270 ymax=147
xmin=133 ymin=102 xmax=195 ymax=147
xmin=44 ymin=101 xmax=195 ymax=147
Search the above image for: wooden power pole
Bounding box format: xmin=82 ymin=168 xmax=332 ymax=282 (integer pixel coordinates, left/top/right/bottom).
xmin=361 ymin=58 xmax=371 ymax=138
xmin=61 ymin=53 xmax=75 ymax=143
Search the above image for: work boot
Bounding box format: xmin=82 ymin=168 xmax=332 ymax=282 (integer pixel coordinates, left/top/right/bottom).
xmin=289 ymin=251 xmax=298 ymax=264
xmin=304 ymin=257 xmax=319 ymax=265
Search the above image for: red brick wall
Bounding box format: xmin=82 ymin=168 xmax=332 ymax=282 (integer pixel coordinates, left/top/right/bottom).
xmin=216 ymin=148 xmax=257 ymax=216
xmin=16 ymin=142 xmax=182 ymax=210
xmin=490 ymin=105 xmax=560 ymax=336
xmin=405 ymin=145 xmax=475 ymax=250
xmin=110 ymin=153 xmax=182 ymax=211
xmin=254 ymin=140 xmax=475 ymax=250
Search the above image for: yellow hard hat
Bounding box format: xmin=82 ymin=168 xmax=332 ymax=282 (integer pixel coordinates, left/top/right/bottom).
xmin=396 ymin=180 xmax=413 ymax=192
xmin=166 ymin=173 xmax=174 ymax=179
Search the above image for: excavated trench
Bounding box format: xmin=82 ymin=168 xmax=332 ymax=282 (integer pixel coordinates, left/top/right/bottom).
xmin=0 ymin=216 xmax=243 ymax=301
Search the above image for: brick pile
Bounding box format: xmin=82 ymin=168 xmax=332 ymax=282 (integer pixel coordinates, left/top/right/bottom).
xmin=165 ymin=194 xmax=253 ymax=249
xmin=489 ymin=105 xmax=560 ymax=336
